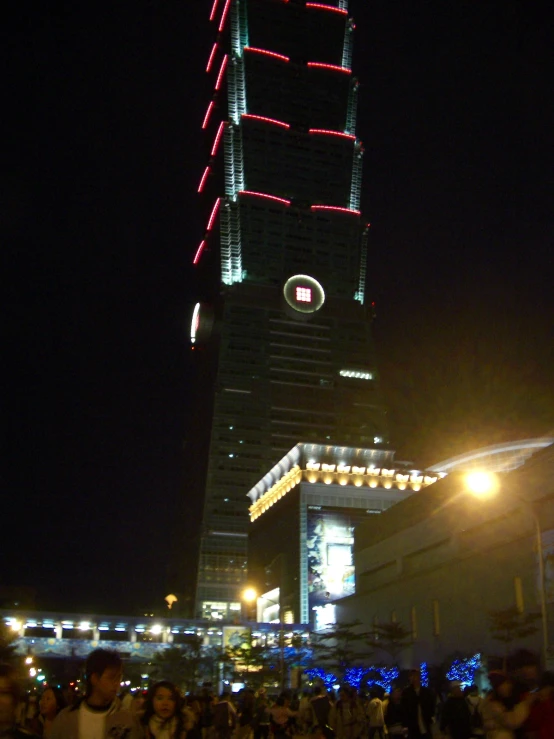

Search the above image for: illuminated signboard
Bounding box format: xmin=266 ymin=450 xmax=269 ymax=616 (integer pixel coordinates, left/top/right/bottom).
xmin=307 ymin=506 xmax=377 ymax=612
xmin=283 ymin=275 xmax=325 ymax=315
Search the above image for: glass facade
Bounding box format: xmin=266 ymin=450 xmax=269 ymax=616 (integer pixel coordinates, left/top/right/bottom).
xmin=194 ymin=0 xmax=387 ymax=617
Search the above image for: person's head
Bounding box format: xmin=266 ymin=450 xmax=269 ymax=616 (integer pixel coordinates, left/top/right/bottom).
xmin=313 ymin=686 xmax=322 ymax=697
xmin=450 ymin=683 xmax=463 ymax=699
xmin=220 ymin=691 xmax=231 ymax=702
xmin=488 ymin=672 xmax=513 ymax=700
xmin=0 ymin=665 xmax=21 ymax=729
xmin=409 ymin=670 xmax=421 ymax=689
xmin=85 ymin=649 xmax=123 ymax=704
xmin=391 ymin=687 xmax=402 ymax=703
xmin=39 ymin=687 xmax=66 ymax=719
xmin=144 ymin=681 xmax=181 ymax=723
xmin=275 ymin=695 xmax=286 ymax=707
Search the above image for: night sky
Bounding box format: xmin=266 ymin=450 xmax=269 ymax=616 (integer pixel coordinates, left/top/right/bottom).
xmin=5 ymin=2 xmax=553 ymax=614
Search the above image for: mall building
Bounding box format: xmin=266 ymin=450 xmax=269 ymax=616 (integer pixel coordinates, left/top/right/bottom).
xmin=246 ymin=442 xmax=440 ymax=628
xmin=335 ymin=439 xmax=554 ymax=668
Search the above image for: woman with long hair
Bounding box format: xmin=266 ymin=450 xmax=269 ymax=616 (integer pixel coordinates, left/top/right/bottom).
xmin=36 ymin=687 xmax=66 ymax=738
xmin=142 ymin=681 xmax=186 ymax=739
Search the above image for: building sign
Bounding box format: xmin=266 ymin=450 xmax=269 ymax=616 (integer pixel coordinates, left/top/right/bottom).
xmin=313 ymin=604 xmax=336 ymax=631
xmin=307 ymin=506 xmax=375 ymax=612
xmin=223 ymin=626 xmax=251 ymax=650
xmin=283 ymin=274 xmax=325 ymax=314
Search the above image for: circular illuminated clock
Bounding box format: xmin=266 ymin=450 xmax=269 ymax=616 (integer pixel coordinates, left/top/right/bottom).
xmin=283 ymin=274 xmax=325 ymax=314
xmin=190 ymin=302 xmax=214 ymax=345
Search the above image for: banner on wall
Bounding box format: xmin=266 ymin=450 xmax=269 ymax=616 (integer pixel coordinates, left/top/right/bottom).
xmin=306 ymin=505 xmax=378 ymax=613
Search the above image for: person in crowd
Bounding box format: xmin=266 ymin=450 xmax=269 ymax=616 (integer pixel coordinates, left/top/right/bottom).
xmin=298 ymin=690 xmax=315 ymax=734
xmin=212 ymin=692 xmax=237 ymax=739
xmin=50 ymin=648 xmax=143 ymax=738
xmin=463 ymin=686 xmax=484 ymax=739
xmin=0 ymin=664 xmax=39 ymax=738
xmin=184 ymin=695 xmax=202 ymax=739
xmin=384 ymin=687 xmax=405 ymax=737
xmin=367 ymin=689 xmax=386 ymax=739
xmin=252 ymin=689 xmax=271 ymax=739
xmin=334 ymin=686 xmax=364 ymax=739
xmin=33 ymin=687 xmax=66 ymax=737
xmin=199 ymin=684 xmax=216 ymax=739
xmin=237 ymin=689 xmax=255 ymax=739
xmin=132 ymin=691 xmax=147 ymax=720
xmin=121 ymin=689 xmax=134 ymax=712
xmin=401 ymin=669 xmax=436 ymax=739
xmin=440 ymin=683 xmax=471 ymax=739
xmin=480 ymin=672 xmax=534 ymax=739
xmin=270 ymin=695 xmax=296 ymax=739
xmin=23 ymin=695 xmax=40 ymax=731
xmin=521 ymin=671 xmax=554 ymax=739
xmin=142 ymin=681 xmax=186 ymax=739
xmin=311 ymin=687 xmax=331 ymax=731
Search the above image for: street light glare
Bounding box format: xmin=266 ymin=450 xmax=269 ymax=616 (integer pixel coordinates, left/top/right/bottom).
xmin=242 ymin=587 xmax=257 ymax=603
xmin=465 ymin=471 xmax=499 ymax=498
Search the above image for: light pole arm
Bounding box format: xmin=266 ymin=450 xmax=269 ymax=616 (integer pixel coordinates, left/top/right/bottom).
xmin=516 ymin=497 xmax=549 ymax=668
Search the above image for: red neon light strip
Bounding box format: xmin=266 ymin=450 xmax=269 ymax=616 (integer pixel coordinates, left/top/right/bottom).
xmin=209 ymin=0 xmax=220 ymax=21
xmin=311 ymin=205 xmax=361 ymax=215
xmin=215 ymin=54 xmax=228 ymax=90
xmin=307 ymin=62 xmax=351 ymax=74
xmin=193 ymin=240 xmax=207 ymax=265
xmin=239 ymin=190 xmax=291 ymax=206
xmin=309 ymin=128 xmax=356 ymax=140
xmin=242 ymin=114 xmax=290 ymax=129
xmin=210 ymin=121 xmax=225 ymax=157
xmin=206 ymin=43 xmax=218 ymax=73
xmin=198 ymin=166 xmax=211 ymax=193
xmin=244 ymin=46 xmax=290 ymax=63
xmin=306 ymin=2 xmax=348 ymax=15
xmin=202 ymin=101 xmax=215 ymax=129
xmin=218 ymin=0 xmax=231 ymax=31
xmin=207 ymin=199 xmax=221 ymax=231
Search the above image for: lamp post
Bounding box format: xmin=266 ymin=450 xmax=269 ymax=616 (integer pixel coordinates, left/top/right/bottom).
xmin=464 ymin=471 xmax=549 ymax=668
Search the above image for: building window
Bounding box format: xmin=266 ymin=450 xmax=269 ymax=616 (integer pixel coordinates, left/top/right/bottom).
xmin=432 ymin=600 xmax=440 ymax=637
xmin=514 ymin=576 xmax=525 ymax=614
xmin=411 ymin=606 xmax=417 ymax=640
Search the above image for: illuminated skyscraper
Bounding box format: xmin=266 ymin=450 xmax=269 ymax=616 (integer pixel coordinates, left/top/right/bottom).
xmin=192 ymin=0 xmax=387 ymax=620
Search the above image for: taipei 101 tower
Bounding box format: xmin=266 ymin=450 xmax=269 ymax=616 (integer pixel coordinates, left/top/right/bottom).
xmin=191 ymin=0 xmax=388 ymax=620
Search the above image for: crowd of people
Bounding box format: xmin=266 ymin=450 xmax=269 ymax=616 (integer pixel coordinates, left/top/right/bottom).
xmin=0 ymin=649 xmax=553 ymax=739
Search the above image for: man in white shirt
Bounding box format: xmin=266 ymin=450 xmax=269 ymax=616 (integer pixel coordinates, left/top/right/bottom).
xmin=51 ymin=648 xmax=143 ymax=739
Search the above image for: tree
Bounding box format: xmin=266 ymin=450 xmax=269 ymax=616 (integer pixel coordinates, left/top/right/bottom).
xmin=366 ymin=620 xmax=413 ymax=663
xmin=488 ymin=607 xmax=541 ymax=671
xmin=309 ymin=621 xmax=374 ymax=682
xmin=151 ymin=638 xmax=205 ymax=692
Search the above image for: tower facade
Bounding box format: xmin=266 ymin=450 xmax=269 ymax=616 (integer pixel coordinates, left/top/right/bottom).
xmin=192 ymin=0 xmax=387 ymax=620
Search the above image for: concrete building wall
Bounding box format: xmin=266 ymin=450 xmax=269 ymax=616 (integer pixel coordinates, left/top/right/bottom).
xmin=337 ymin=450 xmax=554 ymax=668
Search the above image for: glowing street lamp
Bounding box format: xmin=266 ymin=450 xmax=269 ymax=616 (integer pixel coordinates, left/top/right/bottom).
xmin=463 ymin=470 xmax=549 ymax=668
xmin=464 ymin=470 xmax=499 ymax=498
xmin=241 ymin=587 xmax=257 ymax=623
xmin=242 ymin=588 xmax=257 ymax=603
